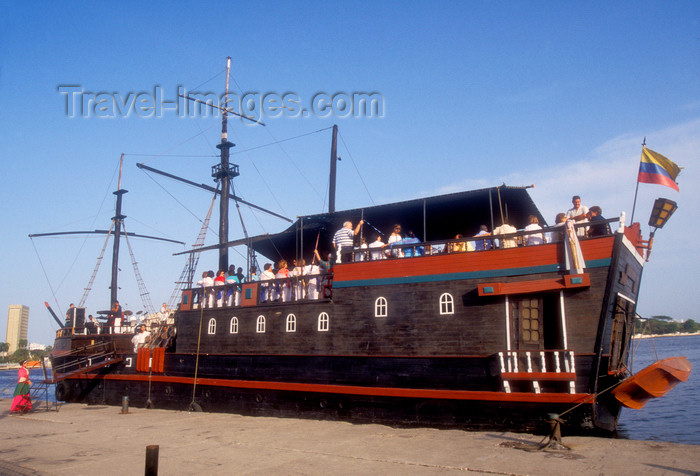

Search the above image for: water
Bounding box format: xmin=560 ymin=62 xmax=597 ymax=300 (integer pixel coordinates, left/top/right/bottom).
xmin=2 ymin=337 xmax=698 ymax=444
xmin=617 ymin=334 xmax=700 ymax=445
xmin=0 ymin=367 xmax=56 ymax=403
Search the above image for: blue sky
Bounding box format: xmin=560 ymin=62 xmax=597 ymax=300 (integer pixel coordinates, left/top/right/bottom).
xmin=1 ymin=1 xmax=698 ymax=345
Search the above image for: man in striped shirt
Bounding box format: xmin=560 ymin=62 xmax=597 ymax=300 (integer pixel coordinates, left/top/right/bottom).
xmin=333 ymin=220 xmax=364 ymax=263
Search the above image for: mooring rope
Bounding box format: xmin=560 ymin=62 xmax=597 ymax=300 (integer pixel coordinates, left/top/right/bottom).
xmin=189 ymin=303 xmax=206 ymax=411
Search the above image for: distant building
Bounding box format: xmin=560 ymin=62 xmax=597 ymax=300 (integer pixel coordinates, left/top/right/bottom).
xmin=6 ymin=305 xmax=29 ymax=354
xmin=28 ymin=343 xmax=47 ymax=351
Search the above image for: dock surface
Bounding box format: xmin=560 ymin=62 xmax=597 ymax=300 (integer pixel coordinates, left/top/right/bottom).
xmin=1 ymin=400 xmax=698 ymax=475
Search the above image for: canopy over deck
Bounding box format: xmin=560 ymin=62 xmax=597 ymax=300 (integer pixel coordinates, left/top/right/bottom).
xmin=248 ymin=185 xmax=545 ymax=262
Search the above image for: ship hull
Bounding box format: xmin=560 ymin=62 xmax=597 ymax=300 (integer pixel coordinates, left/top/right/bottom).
xmin=51 ymin=223 xmax=645 ymax=434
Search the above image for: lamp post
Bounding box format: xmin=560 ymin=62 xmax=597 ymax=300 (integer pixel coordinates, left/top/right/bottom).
xmin=645 ymin=198 xmax=677 ymax=261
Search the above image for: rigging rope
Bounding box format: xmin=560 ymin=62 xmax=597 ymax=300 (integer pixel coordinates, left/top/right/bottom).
xmin=166 ymin=190 xmax=218 ymax=309
xmin=79 ymin=222 xmax=115 ymax=307
xmin=30 ymin=238 xmax=62 ymax=322
xmin=122 ymin=223 xmax=156 ymax=314
xmin=338 ymin=130 xmax=375 ymax=206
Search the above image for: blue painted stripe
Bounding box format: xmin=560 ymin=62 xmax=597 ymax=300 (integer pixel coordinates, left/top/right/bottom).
xmin=334 ymin=258 xmax=611 ymax=288
xmin=639 ymin=162 xmax=673 ymax=180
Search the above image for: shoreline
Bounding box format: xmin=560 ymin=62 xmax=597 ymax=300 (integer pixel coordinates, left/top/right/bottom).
xmin=633 ymin=331 xmax=700 ymax=339
xmin=1 ymin=400 xmax=698 ymax=475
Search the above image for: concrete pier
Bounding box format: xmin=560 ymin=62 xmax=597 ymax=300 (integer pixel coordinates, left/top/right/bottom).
xmin=1 ymin=400 xmax=698 ymax=475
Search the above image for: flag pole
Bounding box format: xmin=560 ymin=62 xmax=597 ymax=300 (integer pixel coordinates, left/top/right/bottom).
xmin=630 ymin=137 xmax=646 ymax=223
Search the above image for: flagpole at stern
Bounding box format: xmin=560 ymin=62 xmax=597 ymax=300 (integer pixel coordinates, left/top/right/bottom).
xmin=630 ymin=137 xmax=646 ymax=224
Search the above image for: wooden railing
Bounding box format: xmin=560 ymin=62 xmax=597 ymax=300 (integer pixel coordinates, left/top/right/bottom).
xmin=189 ymin=273 xmax=333 ymax=309
xmin=498 ymin=349 xmax=577 ymax=394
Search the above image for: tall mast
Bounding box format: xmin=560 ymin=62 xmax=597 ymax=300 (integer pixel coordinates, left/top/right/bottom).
xmin=328 ymin=124 xmax=338 ymax=213
xmin=111 ymin=153 xmax=127 ymax=305
xmin=214 ymin=56 xmax=238 ymax=272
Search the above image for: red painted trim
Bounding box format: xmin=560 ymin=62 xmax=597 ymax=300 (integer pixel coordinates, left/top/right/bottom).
xmin=501 ymin=372 xmax=576 ymax=381
xmin=334 ymin=238 xmax=614 ymax=283
xmin=74 ymin=373 xmax=593 ymax=404
xmin=180 ymin=290 xmax=193 ymax=311
xmin=240 ymin=283 xmax=258 ymax=307
xmin=153 ymin=348 xmax=165 ymax=373
xmin=478 ymin=273 xmax=590 ymax=296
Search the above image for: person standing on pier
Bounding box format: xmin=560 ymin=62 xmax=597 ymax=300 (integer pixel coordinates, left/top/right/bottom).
xmin=9 ymin=360 xmax=32 ymax=413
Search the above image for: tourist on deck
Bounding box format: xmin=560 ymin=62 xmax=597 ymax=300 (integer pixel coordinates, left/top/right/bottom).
xmin=131 ymin=324 xmax=151 ymax=353
xmin=313 ymin=249 xmax=334 ymax=273
xmin=107 ymin=300 xmax=123 ymax=332
xmin=354 ymin=237 xmax=368 ymax=262
xmin=196 ymin=271 xmax=215 ymax=307
xmin=226 ymin=269 xmax=240 ymax=306
xmin=387 ymin=224 xmax=403 ymax=258
xmin=333 ymin=220 xmax=364 ymax=263
xmin=402 ymin=230 xmax=423 ymax=257
xmin=277 ymin=260 xmax=291 ymax=302
xmin=86 ymin=314 xmax=99 ymax=334
xmin=449 ymin=234 xmax=467 ymax=253
xmin=249 ymin=265 xmax=259 ymax=282
xmin=566 ymin=195 xmax=589 ymax=237
xmin=9 ymin=360 xmax=32 ymax=413
xmin=289 ymin=259 xmax=304 ymax=300
xmin=493 ymin=221 xmax=517 ymax=249
xmin=313 ymin=249 xmax=334 ymax=299
xmin=523 ymin=215 xmax=546 ymax=246
xmin=473 ymin=225 xmax=492 ymax=251
xmin=549 ymin=213 xmax=567 ymax=243
xmin=260 ymin=263 xmax=276 ymax=301
xmin=587 ymin=206 xmax=611 ymax=237
xmin=304 ymin=258 xmax=321 ymax=300
xmin=65 ymin=303 xmax=76 ymax=327
xmin=369 ymin=235 xmax=386 ymax=260
xmin=236 ymin=267 xmax=245 ymax=283
xmin=214 ymin=270 xmax=226 ymax=305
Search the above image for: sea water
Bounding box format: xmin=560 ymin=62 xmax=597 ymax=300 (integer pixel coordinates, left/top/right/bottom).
xmin=617 ymin=334 xmax=700 ymax=445
xmin=0 ymin=366 xmax=56 ymax=405
xmin=1 ymin=336 xmax=697 ymax=444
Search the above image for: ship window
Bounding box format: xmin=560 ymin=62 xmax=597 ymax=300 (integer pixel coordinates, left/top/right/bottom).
xmin=207 ymin=318 xmax=216 ymax=335
xmin=511 ymin=297 xmax=543 ymax=348
xmin=256 ymin=315 xmax=266 ymax=333
xmin=286 ymin=314 xmax=296 ymax=332
xmin=318 ymin=312 xmax=329 ymax=331
xmin=439 ymin=293 xmax=454 ymax=315
xmin=229 ymin=317 xmax=239 ymax=334
xmin=375 ymin=297 xmax=388 ymax=317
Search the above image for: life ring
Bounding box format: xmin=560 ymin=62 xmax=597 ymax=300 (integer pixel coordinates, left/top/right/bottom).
xmin=55 ymin=380 xmax=71 ymax=402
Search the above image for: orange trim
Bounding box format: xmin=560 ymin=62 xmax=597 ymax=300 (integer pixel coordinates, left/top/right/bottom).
xmin=240 ymin=283 xmax=258 ymax=307
xmin=180 ymin=290 xmax=193 ymax=311
xmin=334 ymin=238 xmax=614 ymax=283
xmin=136 ymin=348 xmax=150 ymax=372
xmin=501 ymin=372 xmax=576 ymax=381
xmin=478 ymin=273 xmax=590 ymax=296
xmin=152 ymin=348 xmax=165 ymax=373
xmin=74 ymin=373 xmax=593 ymax=404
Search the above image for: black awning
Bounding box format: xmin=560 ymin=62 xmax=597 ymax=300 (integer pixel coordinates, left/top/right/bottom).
xmin=249 ymin=185 xmax=544 ymax=263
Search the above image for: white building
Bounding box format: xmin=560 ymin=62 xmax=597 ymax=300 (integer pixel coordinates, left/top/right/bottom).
xmin=6 ymin=305 xmax=29 ymax=354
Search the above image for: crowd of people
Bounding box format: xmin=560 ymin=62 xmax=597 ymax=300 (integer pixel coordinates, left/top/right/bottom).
xmin=195 ymin=260 xmax=329 ymax=306
xmin=192 ymin=195 xmax=612 ymax=306
xmin=328 ymin=195 xmax=611 ymax=262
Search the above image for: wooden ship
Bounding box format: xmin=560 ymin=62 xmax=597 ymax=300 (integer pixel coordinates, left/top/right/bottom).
xmin=45 ymin=60 xmax=684 ymax=434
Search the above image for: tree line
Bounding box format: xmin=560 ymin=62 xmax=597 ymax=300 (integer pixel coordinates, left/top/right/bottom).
xmin=634 ymin=316 xmax=700 ymax=335
xmin=0 ymin=341 xmax=53 ymax=363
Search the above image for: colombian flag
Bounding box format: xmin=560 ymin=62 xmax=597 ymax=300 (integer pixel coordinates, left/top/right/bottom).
xmin=638 ymin=147 xmax=681 ymax=192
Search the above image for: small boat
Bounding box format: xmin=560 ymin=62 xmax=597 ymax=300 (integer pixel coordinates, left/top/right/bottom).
xmin=612 ymin=356 xmax=692 ymax=409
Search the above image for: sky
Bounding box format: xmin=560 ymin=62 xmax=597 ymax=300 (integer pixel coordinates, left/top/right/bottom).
xmin=1 ymin=1 xmax=698 ymax=346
